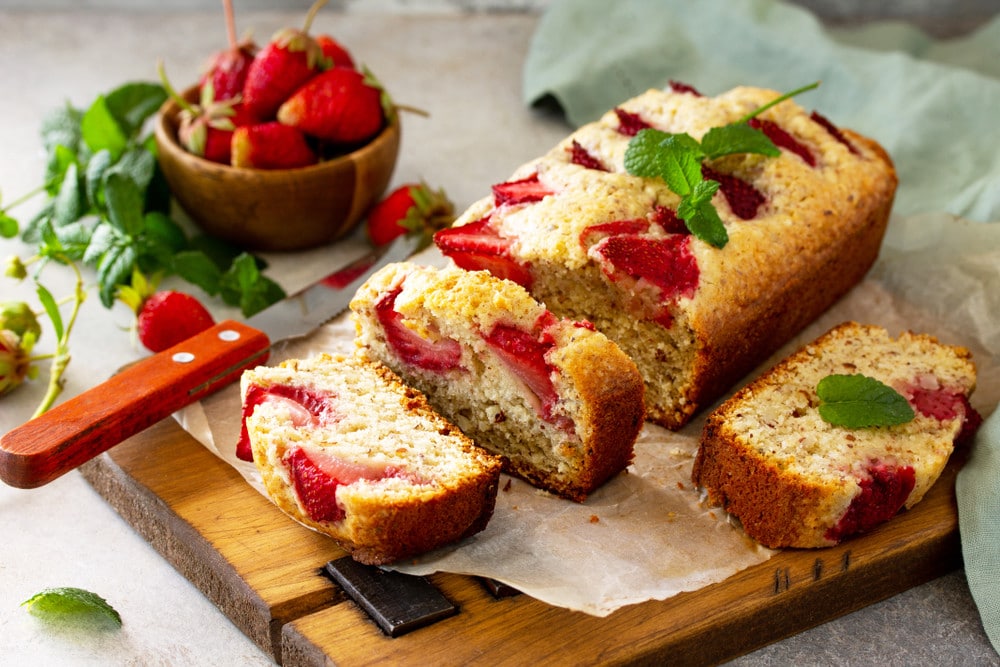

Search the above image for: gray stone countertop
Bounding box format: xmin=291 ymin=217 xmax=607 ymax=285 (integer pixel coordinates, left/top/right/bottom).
xmin=0 ymin=7 xmax=996 ymax=666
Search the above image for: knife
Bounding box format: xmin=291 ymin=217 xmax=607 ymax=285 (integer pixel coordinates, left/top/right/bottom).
xmin=0 ymin=236 xmax=417 ymax=489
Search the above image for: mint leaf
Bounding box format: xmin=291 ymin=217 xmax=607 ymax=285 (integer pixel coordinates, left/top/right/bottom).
xmin=816 ymin=374 xmax=915 ymax=428
xmin=701 ymin=123 xmax=780 ymax=160
xmin=80 ymin=95 xmax=129 ymax=160
xmin=22 ymin=587 xmax=122 ymax=629
xmin=103 ymin=82 xmax=166 ymax=137
xmin=678 ymin=180 xmax=728 ymax=247
xmin=219 ymin=253 xmax=285 ymax=317
xmin=0 ymin=211 xmax=18 ymax=238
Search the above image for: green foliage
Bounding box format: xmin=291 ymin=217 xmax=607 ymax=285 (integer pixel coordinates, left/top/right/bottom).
xmin=816 ymin=374 xmax=916 ymax=428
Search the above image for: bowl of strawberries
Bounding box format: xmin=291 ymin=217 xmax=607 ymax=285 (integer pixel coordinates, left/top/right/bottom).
xmin=154 ymin=1 xmax=400 ymax=252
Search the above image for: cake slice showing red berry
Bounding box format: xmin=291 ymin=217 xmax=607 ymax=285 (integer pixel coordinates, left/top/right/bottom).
xmin=692 ymin=321 xmax=981 ymax=548
xmin=240 ymin=354 xmax=503 ymax=564
xmin=350 ymin=262 xmax=645 ymax=502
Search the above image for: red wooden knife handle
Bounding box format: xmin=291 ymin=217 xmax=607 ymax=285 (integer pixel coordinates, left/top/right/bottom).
xmin=0 ymin=320 xmax=270 ymax=489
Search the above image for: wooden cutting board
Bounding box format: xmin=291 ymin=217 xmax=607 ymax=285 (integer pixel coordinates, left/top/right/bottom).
xmin=79 ymin=417 xmax=964 ymax=666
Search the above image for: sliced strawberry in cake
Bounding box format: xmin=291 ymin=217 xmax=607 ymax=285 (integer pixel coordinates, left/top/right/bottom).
xmin=351 ymin=262 xmax=645 ymax=502
xmin=240 ymin=354 xmax=503 ymax=564
xmin=434 ymin=217 xmax=533 ymax=288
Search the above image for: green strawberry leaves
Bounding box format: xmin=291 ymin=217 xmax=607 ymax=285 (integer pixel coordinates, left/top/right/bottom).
xmin=22 ymin=587 xmax=122 ymax=629
xmin=624 ymin=82 xmax=818 ymax=248
xmin=816 ymin=374 xmax=916 ymax=429
xmin=10 ymin=81 xmax=285 ymax=317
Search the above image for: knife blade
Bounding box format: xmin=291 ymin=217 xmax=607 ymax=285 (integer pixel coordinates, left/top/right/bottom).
xmin=0 ymin=235 xmax=417 ymax=489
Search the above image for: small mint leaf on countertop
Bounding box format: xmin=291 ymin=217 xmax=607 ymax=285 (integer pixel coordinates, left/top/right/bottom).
xmin=816 ymin=373 xmax=915 ymax=428
xmin=22 ymin=587 xmax=122 ymax=629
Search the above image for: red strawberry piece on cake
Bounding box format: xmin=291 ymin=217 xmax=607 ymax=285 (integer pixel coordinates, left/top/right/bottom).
xmin=231 ymin=121 xmax=317 ymax=169
xmin=578 ymin=219 xmax=651 ymax=248
xmin=669 ymin=80 xmax=703 ymax=96
xmin=567 ymin=140 xmax=608 ymax=171
xmin=484 ymin=323 xmax=571 ymax=430
xmin=614 ymin=107 xmax=652 ymax=136
xmin=492 ymin=173 xmax=555 ymax=207
xmin=749 ymin=118 xmax=815 ymax=166
xmin=701 ymin=165 xmax=766 ymax=220
xmin=590 ymin=233 xmax=699 ymax=328
xmin=824 ymin=462 xmax=916 ymax=543
xmin=811 ymin=111 xmax=860 ymax=155
xmin=241 ymin=0 xmax=329 ymax=120
xmin=434 ymin=217 xmax=533 ymax=288
xmin=277 ymin=66 xmax=385 ymax=144
xmin=651 ymin=205 xmax=688 ymax=235
xmin=374 ymin=287 xmax=463 ymax=372
xmin=237 ymin=384 xmax=339 ymax=461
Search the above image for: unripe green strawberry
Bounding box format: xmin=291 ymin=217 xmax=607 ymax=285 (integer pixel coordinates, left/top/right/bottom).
xmin=0 ymin=301 xmax=41 ymax=341
xmin=0 ymin=329 xmax=32 ymax=396
xmin=277 ymin=67 xmax=383 ymax=144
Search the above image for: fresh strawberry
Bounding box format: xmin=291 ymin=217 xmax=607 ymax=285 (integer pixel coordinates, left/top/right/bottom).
xmin=374 ymin=286 xmax=463 ymax=372
xmin=749 ymin=118 xmax=815 ymax=166
xmin=276 ymin=67 xmax=384 ymax=144
xmin=316 ymin=33 xmax=355 ymax=69
xmin=199 ymin=0 xmax=257 ymax=102
xmin=241 ymin=0 xmax=330 ymax=120
xmin=231 ymin=121 xmax=317 ymax=169
xmin=136 ymin=290 xmax=215 ymax=353
xmin=492 ymin=173 xmax=555 ymax=206
xmin=365 ymin=182 xmax=455 ymax=248
xmin=160 ymin=61 xmax=251 ymax=164
xmin=614 ymin=107 xmax=652 ymax=136
xmin=701 ymin=165 xmax=766 ymax=220
xmin=433 ymin=217 xmax=533 ymax=288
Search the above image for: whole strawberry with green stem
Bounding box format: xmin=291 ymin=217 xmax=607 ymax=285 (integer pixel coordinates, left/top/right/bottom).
xmin=199 ymin=0 xmax=257 ymax=102
xmin=118 ymin=272 xmax=216 ymax=353
xmin=241 ymin=0 xmax=332 ymax=120
xmin=277 ymin=66 xmax=385 ymax=144
xmin=366 ymin=181 xmax=455 ymax=249
xmin=160 ymin=60 xmax=251 ymax=164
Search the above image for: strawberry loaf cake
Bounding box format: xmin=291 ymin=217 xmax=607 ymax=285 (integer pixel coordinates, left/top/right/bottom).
xmin=434 ymin=83 xmax=898 ymax=429
xmin=350 ymin=262 xmax=645 ymax=502
xmin=240 ymin=354 xmax=503 ymax=564
xmin=692 ymin=322 xmax=981 ymax=549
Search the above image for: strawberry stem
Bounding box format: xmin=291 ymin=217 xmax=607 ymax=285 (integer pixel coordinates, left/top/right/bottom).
xmin=303 ymin=0 xmax=329 ymax=33
xmin=222 ymin=0 xmax=237 ymax=49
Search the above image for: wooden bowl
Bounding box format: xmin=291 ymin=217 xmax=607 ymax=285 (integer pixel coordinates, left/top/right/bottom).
xmin=154 ymin=88 xmax=400 ymax=252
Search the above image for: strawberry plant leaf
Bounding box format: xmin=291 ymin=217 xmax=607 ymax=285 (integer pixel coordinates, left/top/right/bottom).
xmin=52 ymin=163 xmax=84 ymax=226
xmin=22 ymin=587 xmax=122 ymax=629
xmin=816 ymin=374 xmax=916 ymax=428
xmin=0 ymin=212 xmax=17 ymax=238
xmin=80 ymin=95 xmax=129 ymax=160
xmin=103 ymin=172 xmax=145 ymax=236
xmin=36 ymin=284 xmax=64 ymax=342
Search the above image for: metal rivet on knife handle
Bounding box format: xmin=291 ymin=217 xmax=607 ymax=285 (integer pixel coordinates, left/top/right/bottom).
xmin=323 ymin=556 xmax=458 ymax=637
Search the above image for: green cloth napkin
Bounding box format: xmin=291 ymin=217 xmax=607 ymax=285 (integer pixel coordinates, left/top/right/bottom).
xmin=522 ymin=0 xmax=1000 ymax=224
xmin=522 ymin=0 xmax=1000 ymax=653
